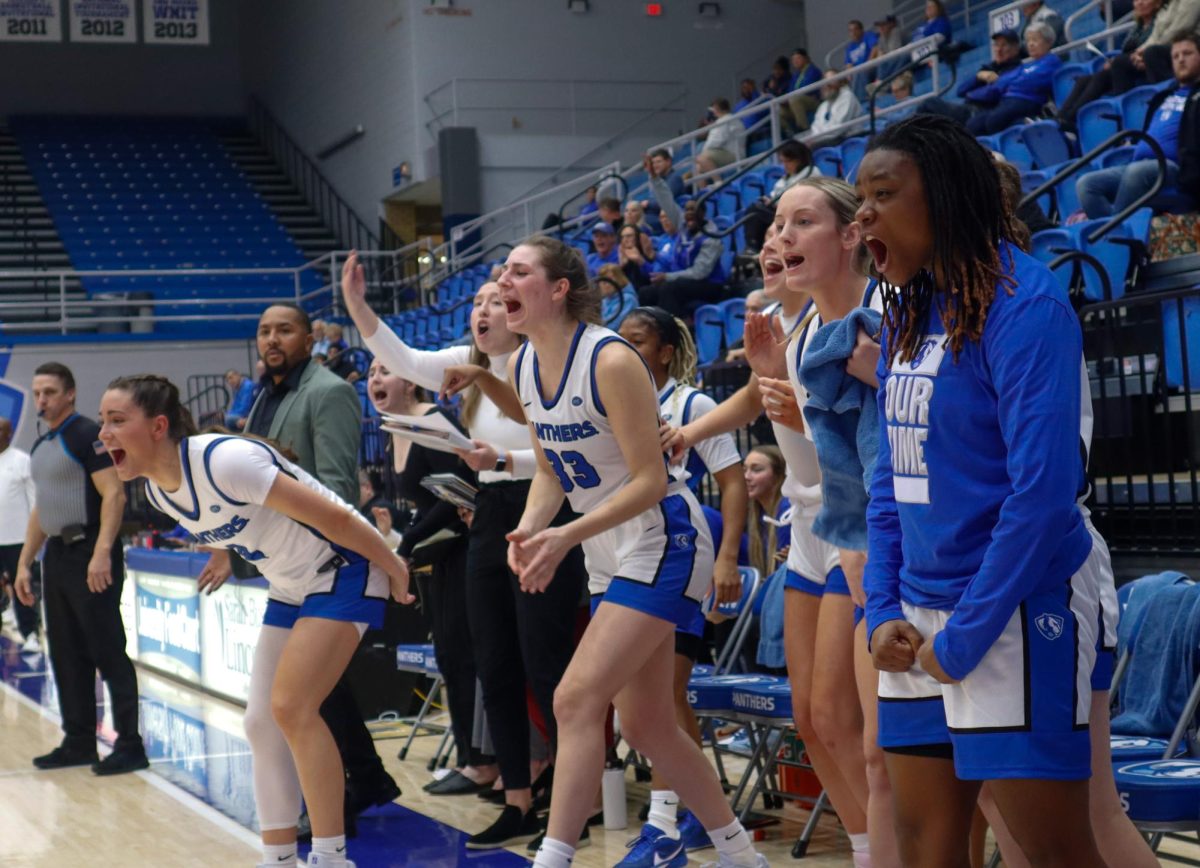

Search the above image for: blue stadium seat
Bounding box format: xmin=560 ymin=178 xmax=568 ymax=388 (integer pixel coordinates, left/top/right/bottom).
xmin=1020 ymin=121 xmax=1071 ymax=170
xmin=1053 ymin=63 xmax=1090 ymax=106
xmin=996 ymin=125 xmax=1034 ymax=170
xmin=811 ymin=147 xmax=842 ymax=178
xmin=840 ymin=137 xmax=867 ymax=182
xmin=1121 ymin=85 xmax=1159 ymax=131
xmin=1030 ymin=228 xmax=1077 ymax=297
xmin=693 ymin=304 xmax=725 ymax=366
xmin=1076 ymin=98 xmax=1123 ymax=154
xmin=719 ymin=297 xmax=746 ymax=348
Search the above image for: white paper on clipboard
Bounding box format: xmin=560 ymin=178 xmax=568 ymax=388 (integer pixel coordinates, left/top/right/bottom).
xmin=380 ymin=412 xmax=474 ymax=453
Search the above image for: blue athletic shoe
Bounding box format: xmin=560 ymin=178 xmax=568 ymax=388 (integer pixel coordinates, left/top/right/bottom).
xmin=678 ymin=809 xmax=713 ymax=852
xmin=614 ymin=823 xmax=687 ymax=867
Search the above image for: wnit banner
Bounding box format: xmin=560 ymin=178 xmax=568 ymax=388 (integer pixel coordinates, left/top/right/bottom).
xmin=142 ymin=0 xmax=207 ymax=45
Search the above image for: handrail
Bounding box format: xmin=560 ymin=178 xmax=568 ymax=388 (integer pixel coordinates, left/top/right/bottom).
xmin=866 ymin=43 xmax=961 ymax=137
xmin=554 ymin=171 xmax=629 ymax=233
xmin=988 ymin=0 xmax=1028 ymax=35
xmin=1048 ymin=247 xmax=1114 ymax=302
xmin=184 ymin=382 xmax=230 ymax=411
xmin=247 ymin=96 xmax=380 ymax=251
xmin=1020 ymin=128 xmax=1166 ymax=244
xmin=1051 ymin=20 xmax=1134 ymax=57
xmin=824 ymin=39 xmax=850 ymax=71
xmin=687 ymin=139 xmax=803 ymax=241
xmin=1064 ymin=0 xmax=1116 ymax=43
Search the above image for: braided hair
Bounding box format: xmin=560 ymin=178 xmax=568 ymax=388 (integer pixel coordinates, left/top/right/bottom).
xmin=866 ymin=115 xmax=1018 ymax=365
xmin=106 ymin=374 xmax=198 ymax=440
xmin=624 ymin=306 xmax=698 ymax=386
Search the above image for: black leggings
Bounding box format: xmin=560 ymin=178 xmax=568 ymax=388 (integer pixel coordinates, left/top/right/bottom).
xmin=465 ymin=481 xmax=587 ymax=791
xmin=415 ymin=541 xmax=491 ymax=768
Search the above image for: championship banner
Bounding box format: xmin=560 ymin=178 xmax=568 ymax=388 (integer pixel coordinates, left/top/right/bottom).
xmin=142 ymin=0 xmax=207 ymax=45
xmin=69 ymin=0 xmax=135 ymax=43
xmin=0 ymin=0 xmax=63 ymax=42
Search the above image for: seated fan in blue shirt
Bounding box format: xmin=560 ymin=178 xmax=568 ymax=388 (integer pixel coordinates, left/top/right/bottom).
xmin=1077 ymin=30 xmax=1200 ymax=219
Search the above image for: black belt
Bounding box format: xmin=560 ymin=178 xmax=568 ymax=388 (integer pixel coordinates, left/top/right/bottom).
xmin=317 ymin=552 xmax=348 ymax=574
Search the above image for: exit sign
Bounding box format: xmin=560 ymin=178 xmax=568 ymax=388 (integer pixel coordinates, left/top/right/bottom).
xmin=646 ymin=3 xmax=663 ymax=15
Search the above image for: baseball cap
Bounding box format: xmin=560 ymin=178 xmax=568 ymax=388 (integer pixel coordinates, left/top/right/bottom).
xmin=592 ymin=221 xmax=616 ymax=235
xmin=875 ymin=14 xmax=897 ymax=24
xmin=992 ymin=28 xmax=1020 ymax=43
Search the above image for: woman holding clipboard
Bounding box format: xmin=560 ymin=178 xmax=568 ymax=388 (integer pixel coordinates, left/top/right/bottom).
xmin=344 ymin=256 xmax=587 ymax=849
xmin=365 ymin=358 xmax=492 ymax=794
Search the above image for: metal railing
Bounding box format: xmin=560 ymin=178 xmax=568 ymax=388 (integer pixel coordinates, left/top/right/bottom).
xmin=423 ymin=77 xmax=688 ymax=139
xmin=446 ymin=160 xmax=622 ymax=270
xmin=1083 ymin=283 xmax=1200 ymax=556
xmin=248 ymin=97 xmax=380 ymax=252
xmin=1064 ymin=0 xmax=1117 ymax=43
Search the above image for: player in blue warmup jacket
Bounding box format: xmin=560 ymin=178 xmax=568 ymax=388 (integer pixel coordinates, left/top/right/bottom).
xmin=98 ymin=375 xmax=412 ymax=868
xmin=498 ymin=237 xmax=766 ymax=868
xmin=856 ymin=115 xmax=1109 ymax=867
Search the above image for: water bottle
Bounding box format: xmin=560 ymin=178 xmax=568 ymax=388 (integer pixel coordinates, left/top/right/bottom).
xmin=602 ymin=765 xmax=627 ymax=830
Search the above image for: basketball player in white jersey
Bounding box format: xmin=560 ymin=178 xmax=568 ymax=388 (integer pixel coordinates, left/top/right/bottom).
xmin=498 ymin=236 xmax=765 ymax=868
xmin=667 ymin=218 xmax=882 ymax=866
xmin=97 ymin=374 xmax=411 ymax=868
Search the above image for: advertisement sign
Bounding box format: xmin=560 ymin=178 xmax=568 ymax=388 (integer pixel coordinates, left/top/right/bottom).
xmin=69 ymin=0 xmax=135 ymax=43
xmin=142 ymin=0 xmax=207 ymax=45
xmin=139 ymin=672 xmax=209 ymax=799
xmin=0 ymin=0 xmax=62 ymax=42
xmin=199 ymin=581 xmax=267 ymax=704
xmin=120 ymin=574 xmax=138 ymax=662
xmin=135 ymin=571 xmax=202 ymax=684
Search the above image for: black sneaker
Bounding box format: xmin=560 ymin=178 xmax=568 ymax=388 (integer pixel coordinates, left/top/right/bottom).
xmin=33 ymin=745 xmax=98 ymax=770
xmin=92 ymin=746 xmax=150 ymax=776
xmin=526 ymin=823 xmax=591 ymax=854
xmin=466 ymin=805 xmax=541 ymax=850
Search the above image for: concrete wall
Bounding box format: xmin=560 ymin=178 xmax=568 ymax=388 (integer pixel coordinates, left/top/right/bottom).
xmin=804 ymin=0 xmax=895 ymax=72
xmin=0 ymin=0 xmax=244 ymax=117
xmin=2 ymin=339 xmax=255 ymax=452
xmin=241 ymin=0 xmax=807 ymax=221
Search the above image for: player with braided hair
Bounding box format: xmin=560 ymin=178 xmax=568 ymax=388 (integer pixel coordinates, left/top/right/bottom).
xmin=858 ymin=114 xmax=1111 ymax=867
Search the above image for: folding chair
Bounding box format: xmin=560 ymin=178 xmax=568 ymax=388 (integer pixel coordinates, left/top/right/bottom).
xmin=395 ymin=643 xmax=452 ymax=769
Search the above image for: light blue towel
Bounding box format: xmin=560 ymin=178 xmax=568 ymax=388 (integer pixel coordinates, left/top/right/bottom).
xmin=799 ymin=307 xmax=882 ymax=550
xmin=1112 ymin=581 xmax=1200 ymax=737
xmin=1116 ymin=571 xmax=1192 ymax=657
xmin=756 ymin=564 xmax=789 ymax=669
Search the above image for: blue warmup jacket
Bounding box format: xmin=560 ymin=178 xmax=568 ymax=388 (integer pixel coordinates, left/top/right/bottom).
xmin=864 ymin=245 xmax=1092 ymax=681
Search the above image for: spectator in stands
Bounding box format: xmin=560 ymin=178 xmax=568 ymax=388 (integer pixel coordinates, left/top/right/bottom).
xmin=965 ymin=23 xmax=1061 ymax=135
xmin=223 ymin=368 xmax=255 ymax=430
xmin=876 ymin=72 xmax=920 ymax=129
xmin=585 ymin=222 xmax=619 ymax=276
xmin=311 ymin=318 xmax=330 ymax=357
xmin=623 ymin=199 xmax=650 ymax=233
xmin=643 ymin=148 xmax=684 ymax=231
xmin=869 ymin=14 xmax=905 ymax=85
xmin=642 ymin=158 xmax=727 ymax=316
xmin=596 ymin=263 xmax=640 ymax=330
xmin=1057 ymin=0 xmax=1163 ymax=132
xmin=742 ymin=140 xmax=822 ymax=253
xmin=1076 ymin=30 xmax=1200 ymax=219
xmin=845 ymin=19 xmax=880 ymax=101
xmin=764 ymin=56 xmax=793 ymax=98
xmin=734 ymin=77 xmax=766 ymax=128
xmin=325 ymin=323 xmax=348 ymax=356
xmin=1021 ymin=1 xmax=1064 ymax=47
xmin=578 ymin=185 xmax=598 ymax=217
xmin=618 ymin=224 xmax=658 ymax=289
xmin=325 ymin=343 xmax=363 ymax=384
xmin=918 ymin=29 xmax=1023 ymax=124
xmin=1115 ymin=0 xmax=1200 ymax=92
xmin=596 ymin=197 xmax=623 ymax=233
xmin=725 ymin=289 xmax=770 ymax=362
xmin=912 ymin=0 xmax=953 ymax=44
xmin=810 ymin=71 xmax=864 ymax=141
xmin=788 ymin=48 xmax=824 ymax=132
xmin=694 ymin=98 xmax=743 ymax=185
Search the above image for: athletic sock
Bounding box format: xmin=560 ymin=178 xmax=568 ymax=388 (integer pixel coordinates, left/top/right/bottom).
xmin=532 ymin=836 xmax=575 ymax=868
xmin=709 ymin=818 xmax=757 ymax=865
xmin=848 ymin=832 xmax=869 ymax=853
xmin=311 ymin=835 xmax=347 ymax=858
xmin=647 ymin=789 xmax=681 ymax=837
xmin=262 ymin=842 xmax=297 ymax=864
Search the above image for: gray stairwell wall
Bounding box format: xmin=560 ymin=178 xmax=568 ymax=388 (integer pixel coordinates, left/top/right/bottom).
xmin=240 ymin=0 xmax=807 ymax=221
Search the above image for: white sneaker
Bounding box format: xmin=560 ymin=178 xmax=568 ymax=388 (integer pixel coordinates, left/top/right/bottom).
xmin=700 ymin=855 xmax=769 ymax=868
xmin=20 ymin=633 xmax=40 ymax=654
xmin=306 ymin=854 xmax=354 ymax=868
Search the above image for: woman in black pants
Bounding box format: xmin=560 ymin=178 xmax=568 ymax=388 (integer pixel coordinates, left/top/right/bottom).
xmin=344 ymin=257 xmax=588 ymax=850
xmin=366 ymin=360 xmax=495 ymax=793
